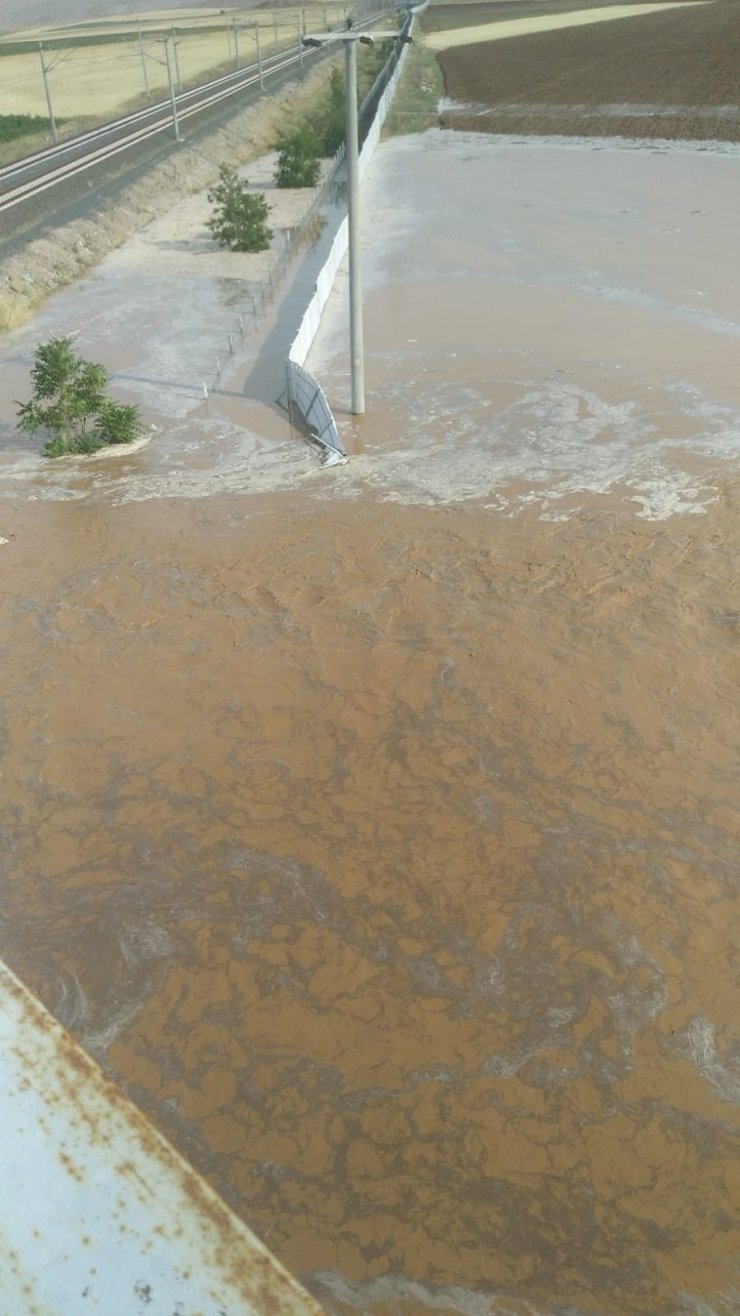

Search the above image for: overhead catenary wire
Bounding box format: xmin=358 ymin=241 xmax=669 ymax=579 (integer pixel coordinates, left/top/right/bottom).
xmin=1 ymin=6 xmax=397 ymax=204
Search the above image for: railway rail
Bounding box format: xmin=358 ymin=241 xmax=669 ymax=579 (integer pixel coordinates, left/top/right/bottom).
xmin=0 ymin=8 xmax=394 ymax=219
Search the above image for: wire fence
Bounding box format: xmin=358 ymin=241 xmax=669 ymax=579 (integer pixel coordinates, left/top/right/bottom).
xmin=358 ymin=23 xmax=408 ymax=139
xmin=201 ymin=141 xmax=346 ymax=397
xmin=284 ymin=14 xmax=413 ymax=460
xmin=201 ymin=7 xmax=411 ymax=464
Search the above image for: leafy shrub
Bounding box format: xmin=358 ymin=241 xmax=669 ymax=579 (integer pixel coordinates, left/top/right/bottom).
xmin=318 ymin=67 xmax=345 ymax=155
xmin=310 ymin=44 xmax=393 ymax=157
xmin=16 ymin=335 xmax=140 ymax=458
xmin=274 ymin=123 xmax=322 ymax=189
xmin=95 ymin=399 xmax=140 ymax=445
xmin=0 ymin=113 xmax=57 ymax=144
xmin=206 ymin=164 xmax=272 ymax=252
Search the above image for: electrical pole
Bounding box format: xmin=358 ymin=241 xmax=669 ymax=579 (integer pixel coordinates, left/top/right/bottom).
xmin=273 ymin=7 xmax=278 ymax=52
xmin=255 ymin=22 xmax=264 ymax=89
xmin=301 ymin=20 xmax=412 ymax=416
xmin=345 ymin=37 xmax=364 ymax=414
xmin=163 ymin=35 xmax=181 ymax=141
xmin=171 ymin=26 xmax=182 ymax=92
xmin=297 ymin=17 xmax=304 ymax=66
xmin=137 ymin=21 xmax=151 ymax=99
xmin=38 ymin=44 xmax=58 ymax=146
xmin=232 ymin=19 xmax=240 ymax=69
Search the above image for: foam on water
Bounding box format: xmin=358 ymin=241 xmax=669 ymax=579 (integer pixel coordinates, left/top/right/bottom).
xmin=1 ymin=135 xmax=739 ymax=520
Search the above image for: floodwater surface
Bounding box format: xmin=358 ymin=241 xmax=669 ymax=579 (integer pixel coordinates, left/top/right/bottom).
xmin=0 ymin=133 xmax=739 ymax=1316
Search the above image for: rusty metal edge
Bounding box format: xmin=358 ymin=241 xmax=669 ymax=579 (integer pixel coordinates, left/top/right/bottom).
xmin=0 ymin=957 xmax=326 ymax=1316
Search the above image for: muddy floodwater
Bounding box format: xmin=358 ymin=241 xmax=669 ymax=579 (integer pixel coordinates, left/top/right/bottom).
xmin=1 ymin=132 xmax=739 ymax=1316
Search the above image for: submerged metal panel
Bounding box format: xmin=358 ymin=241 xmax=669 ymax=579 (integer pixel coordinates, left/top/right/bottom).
xmin=0 ymin=959 xmax=325 ymax=1316
xmin=286 ymin=360 xmax=346 ymax=458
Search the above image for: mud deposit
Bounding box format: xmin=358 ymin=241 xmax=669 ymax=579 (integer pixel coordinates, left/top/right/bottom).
xmin=1 ymin=136 xmax=739 ymax=1315
xmin=438 ymin=0 xmax=740 ymax=141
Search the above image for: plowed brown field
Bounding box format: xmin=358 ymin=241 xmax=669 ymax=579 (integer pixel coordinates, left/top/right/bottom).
xmin=438 ymin=0 xmax=740 ymax=140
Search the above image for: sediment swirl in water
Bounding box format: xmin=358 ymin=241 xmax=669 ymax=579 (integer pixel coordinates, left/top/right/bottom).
xmin=1 ymin=491 xmax=738 ymax=1316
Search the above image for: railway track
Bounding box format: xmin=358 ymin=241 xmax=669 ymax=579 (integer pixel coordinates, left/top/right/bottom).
xmin=0 ymin=46 xmax=315 ymax=217
xmin=0 ymin=9 xmax=394 ymax=221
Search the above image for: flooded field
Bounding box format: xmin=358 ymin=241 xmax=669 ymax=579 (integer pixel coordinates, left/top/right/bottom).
xmin=1 ymin=131 xmax=739 ymax=1315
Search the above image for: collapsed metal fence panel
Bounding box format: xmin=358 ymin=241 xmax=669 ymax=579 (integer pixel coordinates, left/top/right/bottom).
xmin=286 ymin=359 xmax=346 ymax=458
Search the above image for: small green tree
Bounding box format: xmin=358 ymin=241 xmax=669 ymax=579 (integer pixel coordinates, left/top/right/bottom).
xmin=319 ymin=67 xmax=345 ymax=155
xmin=274 ymin=123 xmax=322 ymax=189
xmin=95 ymin=399 xmax=141 ymax=446
xmin=16 ymin=335 xmax=140 ymax=458
xmin=206 ymin=164 xmax=272 ymax=252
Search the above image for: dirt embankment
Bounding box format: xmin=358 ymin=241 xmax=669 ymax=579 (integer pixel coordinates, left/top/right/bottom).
xmin=0 ymin=57 xmax=338 ymax=334
xmin=438 ymin=0 xmax=740 ymax=141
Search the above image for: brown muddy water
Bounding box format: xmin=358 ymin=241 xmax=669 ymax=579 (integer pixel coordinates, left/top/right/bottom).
xmin=1 ymin=132 xmax=739 ymax=1316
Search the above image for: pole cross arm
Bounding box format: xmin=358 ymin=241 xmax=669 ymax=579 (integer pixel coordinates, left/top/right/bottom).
xmin=303 ymin=30 xmax=411 ymax=47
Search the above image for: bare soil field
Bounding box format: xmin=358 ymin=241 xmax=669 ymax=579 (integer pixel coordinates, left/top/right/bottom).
xmin=438 ymin=0 xmax=740 ymax=141
xmin=423 ymin=0 xmax=706 ymax=30
xmin=423 ymin=0 xmax=700 ymax=28
xmin=426 ymin=2 xmax=708 ymax=55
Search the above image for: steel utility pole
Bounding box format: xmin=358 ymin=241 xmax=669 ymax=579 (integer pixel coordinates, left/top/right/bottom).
xmin=345 ymin=35 xmax=363 ymax=414
xmin=38 ymin=44 xmax=58 ymax=146
xmin=254 ymin=22 xmax=264 ymax=90
xmin=163 ymin=35 xmax=181 ymax=140
xmin=171 ymin=26 xmax=182 ymax=92
xmin=137 ymin=22 xmax=151 ymax=99
xmin=232 ymin=19 xmax=240 ymax=69
xmin=297 ymin=17 xmax=304 ymax=67
xmin=302 ymin=21 xmax=412 ymax=415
